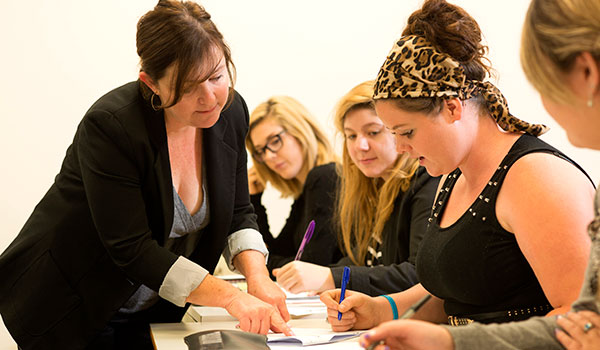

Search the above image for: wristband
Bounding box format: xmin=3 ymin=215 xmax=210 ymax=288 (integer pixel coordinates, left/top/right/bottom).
xmin=381 ymin=294 xmax=398 ymax=320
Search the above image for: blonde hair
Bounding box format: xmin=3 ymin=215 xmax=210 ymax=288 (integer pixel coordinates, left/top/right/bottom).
xmin=333 ymin=81 xmax=419 ymax=265
xmin=246 ymin=96 xmax=335 ymax=199
xmin=521 ymin=0 xmax=600 ymax=104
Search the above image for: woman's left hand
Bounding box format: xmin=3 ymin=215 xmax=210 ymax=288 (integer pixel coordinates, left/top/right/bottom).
xmin=556 ymin=310 xmax=600 ymax=349
xmin=273 ymin=261 xmax=335 ymax=294
xmin=247 ymin=273 xmax=290 ymax=322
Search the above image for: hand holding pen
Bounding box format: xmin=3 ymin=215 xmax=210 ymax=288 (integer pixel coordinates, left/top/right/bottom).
xmin=320 ymin=281 xmax=381 ymax=332
xmin=294 ymin=220 xmax=315 ymax=261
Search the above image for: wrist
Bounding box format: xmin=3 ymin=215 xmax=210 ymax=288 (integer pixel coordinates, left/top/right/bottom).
xmin=219 ymin=284 xmax=245 ymax=309
xmin=244 ymin=267 xmax=270 ymax=284
xmin=376 ymin=295 xmax=395 ymax=323
xmin=381 ymin=295 xmax=399 ymax=320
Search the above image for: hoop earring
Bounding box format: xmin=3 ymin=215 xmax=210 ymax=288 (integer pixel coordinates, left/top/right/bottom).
xmin=151 ymin=93 xmax=161 ymax=111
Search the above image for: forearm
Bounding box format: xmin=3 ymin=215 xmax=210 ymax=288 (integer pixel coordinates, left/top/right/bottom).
xmin=445 ymin=316 xmax=561 ymax=350
xmin=186 ymin=274 xmax=242 ymax=308
xmin=233 ymin=249 xmax=270 ymax=282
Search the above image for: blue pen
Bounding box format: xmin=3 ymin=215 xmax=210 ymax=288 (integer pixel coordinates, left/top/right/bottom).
xmin=294 ymin=220 xmax=315 ymax=261
xmin=338 ymin=266 xmax=350 ymax=321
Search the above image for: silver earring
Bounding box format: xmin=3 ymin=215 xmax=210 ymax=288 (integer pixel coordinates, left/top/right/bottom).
xmin=151 ymin=93 xmax=161 ymax=111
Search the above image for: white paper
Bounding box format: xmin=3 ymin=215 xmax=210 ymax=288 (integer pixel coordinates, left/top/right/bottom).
xmin=267 ymin=329 xmax=363 ymax=346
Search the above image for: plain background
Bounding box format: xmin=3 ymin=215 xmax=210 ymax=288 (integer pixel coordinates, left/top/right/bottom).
xmin=1 ymin=1 xmax=598 ymax=348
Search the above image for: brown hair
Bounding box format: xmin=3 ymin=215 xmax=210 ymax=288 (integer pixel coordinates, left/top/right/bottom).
xmin=334 ymin=81 xmax=418 ymax=264
xmin=521 ymin=0 xmax=600 ymax=104
xmin=391 ymin=0 xmax=492 ymax=115
xmin=136 ymin=0 xmax=236 ymax=108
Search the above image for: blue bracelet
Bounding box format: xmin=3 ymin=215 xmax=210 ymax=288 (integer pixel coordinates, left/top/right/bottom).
xmin=381 ymin=294 xmax=398 ymax=320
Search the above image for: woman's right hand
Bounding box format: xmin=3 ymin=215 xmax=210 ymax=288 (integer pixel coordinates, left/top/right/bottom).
xmin=320 ymin=289 xmax=382 ymax=331
xmin=224 ymin=290 xmax=293 ymax=336
xmin=248 ymin=166 xmax=265 ymax=195
xmin=359 ymin=319 xmax=454 ymax=350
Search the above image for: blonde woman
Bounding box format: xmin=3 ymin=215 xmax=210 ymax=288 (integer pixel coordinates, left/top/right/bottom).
xmin=358 ymin=0 xmax=600 ymax=349
xmin=273 ymin=81 xmax=439 ymax=296
xmin=246 ymin=96 xmax=342 ymax=273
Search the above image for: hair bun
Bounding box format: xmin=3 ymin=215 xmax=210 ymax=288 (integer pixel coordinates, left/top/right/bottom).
xmin=403 ymin=0 xmax=491 ymax=80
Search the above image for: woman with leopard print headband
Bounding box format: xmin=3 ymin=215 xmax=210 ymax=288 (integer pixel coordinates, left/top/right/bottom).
xmin=357 ymin=0 xmax=600 ymax=349
xmin=320 ymin=0 xmax=595 ymax=341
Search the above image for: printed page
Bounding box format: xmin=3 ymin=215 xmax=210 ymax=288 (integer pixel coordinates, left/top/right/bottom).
xmin=267 ymin=328 xmax=363 ymax=346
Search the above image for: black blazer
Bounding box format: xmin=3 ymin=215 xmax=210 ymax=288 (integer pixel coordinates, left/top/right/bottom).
xmin=0 ymin=81 xmax=258 ymax=349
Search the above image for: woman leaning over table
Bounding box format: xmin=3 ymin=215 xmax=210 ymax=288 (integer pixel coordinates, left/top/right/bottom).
xmin=0 ymin=1 xmax=291 ymax=349
xmin=321 ymin=0 xmax=594 ymax=335
xmin=246 ymin=96 xmax=342 ymax=274
xmin=359 ymin=0 xmax=600 ymax=349
xmin=273 ymin=80 xmax=439 ymax=296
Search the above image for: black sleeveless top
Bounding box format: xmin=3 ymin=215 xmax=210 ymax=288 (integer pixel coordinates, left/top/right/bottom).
xmin=416 ymin=134 xmax=591 ymax=323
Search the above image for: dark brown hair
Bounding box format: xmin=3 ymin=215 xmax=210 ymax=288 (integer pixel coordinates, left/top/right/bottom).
xmin=136 ymin=0 xmax=236 ymax=108
xmin=392 ymin=0 xmax=492 ymax=115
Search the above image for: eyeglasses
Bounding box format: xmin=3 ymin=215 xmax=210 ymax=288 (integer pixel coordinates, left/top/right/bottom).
xmin=253 ymin=130 xmax=286 ymax=162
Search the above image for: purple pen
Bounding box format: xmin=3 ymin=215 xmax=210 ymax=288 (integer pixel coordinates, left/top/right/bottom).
xmin=294 ymin=220 xmax=315 ymax=261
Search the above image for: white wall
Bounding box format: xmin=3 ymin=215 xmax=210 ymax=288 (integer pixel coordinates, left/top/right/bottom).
xmin=1 ymin=0 xmax=598 ymax=347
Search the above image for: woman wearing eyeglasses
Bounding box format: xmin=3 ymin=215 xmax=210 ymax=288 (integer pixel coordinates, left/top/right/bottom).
xmin=246 ymin=96 xmax=342 ymax=274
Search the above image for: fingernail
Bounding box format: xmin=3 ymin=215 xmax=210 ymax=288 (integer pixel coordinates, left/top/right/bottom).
xmin=384 ymin=346 xmax=390 ymax=350
xmin=364 ymin=333 xmax=371 ymax=339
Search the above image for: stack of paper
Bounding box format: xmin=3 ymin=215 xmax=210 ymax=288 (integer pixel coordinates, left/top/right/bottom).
xmin=217 ymin=274 xmax=247 ymax=292
xmin=285 ymin=296 xmax=326 ymax=318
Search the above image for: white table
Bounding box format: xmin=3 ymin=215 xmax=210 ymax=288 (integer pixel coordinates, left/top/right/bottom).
xmin=151 ymin=309 xmax=363 ymax=349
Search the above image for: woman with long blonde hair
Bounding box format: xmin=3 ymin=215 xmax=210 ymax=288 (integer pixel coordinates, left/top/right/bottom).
xmin=273 ymin=81 xmax=439 ymax=295
xmin=246 ymin=96 xmax=342 ymax=273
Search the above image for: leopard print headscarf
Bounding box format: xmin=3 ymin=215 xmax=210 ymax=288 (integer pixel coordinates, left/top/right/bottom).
xmin=373 ymin=35 xmax=549 ymax=136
